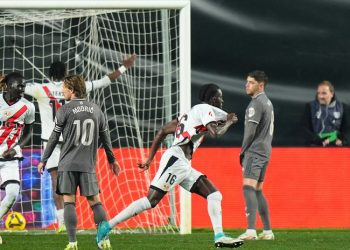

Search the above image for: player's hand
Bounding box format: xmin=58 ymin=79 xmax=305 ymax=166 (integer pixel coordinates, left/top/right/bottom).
xmin=122 ymin=53 xmax=137 ymax=69
xmin=110 ymin=161 xmax=121 ymax=176
xmin=37 ymin=162 xmax=46 ymax=175
xmin=335 ymin=139 xmax=343 ymax=146
xmin=137 ymin=160 xmax=151 ymax=172
xmin=2 ymin=148 xmax=16 ymax=160
xmin=227 ymin=113 xmax=238 ymax=125
xmin=322 ymin=138 xmax=330 ymax=147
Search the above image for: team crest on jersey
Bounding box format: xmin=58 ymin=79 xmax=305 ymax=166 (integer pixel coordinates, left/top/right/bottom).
xmin=209 ymin=111 xmax=213 ymax=116
xmin=4 ymin=111 xmax=12 ymax=118
xmin=334 ymin=111 xmax=340 ymax=119
xmin=248 ymin=107 xmax=255 ymax=117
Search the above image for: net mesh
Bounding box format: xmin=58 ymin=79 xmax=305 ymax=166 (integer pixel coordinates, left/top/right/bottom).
xmin=0 ymin=8 xmax=181 ymax=233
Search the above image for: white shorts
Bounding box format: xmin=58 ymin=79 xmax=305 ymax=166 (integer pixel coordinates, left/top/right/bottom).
xmin=42 ymin=141 xmax=61 ymax=170
xmin=0 ymin=160 xmax=19 ymax=187
xmin=150 ymin=146 xmax=203 ymax=192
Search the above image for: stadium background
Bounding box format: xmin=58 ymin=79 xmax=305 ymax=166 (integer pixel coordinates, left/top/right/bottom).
xmin=189 ymin=0 xmax=350 ymax=229
xmin=191 ymin=0 xmax=350 ymax=146
xmin=1 ymin=0 xmax=350 ymax=230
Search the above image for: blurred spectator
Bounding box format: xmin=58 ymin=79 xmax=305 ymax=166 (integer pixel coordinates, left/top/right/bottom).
xmin=302 ymin=80 xmax=348 ymax=146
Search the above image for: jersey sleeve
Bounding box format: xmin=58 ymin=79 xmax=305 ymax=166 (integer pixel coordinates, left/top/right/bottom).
xmin=99 ymin=109 xmax=107 ymax=132
xmin=98 ymin=108 xmax=115 ymax=163
xmin=213 ymin=107 xmax=228 ymax=122
xmin=53 ymin=107 xmax=66 ymax=133
xmin=24 ymin=82 xmax=41 ymax=99
xmin=247 ymin=100 xmax=263 ymax=124
xmin=199 ymin=105 xmax=217 ymax=126
xmin=85 ymin=76 xmax=111 ymax=92
xmin=24 ymin=102 xmax=35 ymax=124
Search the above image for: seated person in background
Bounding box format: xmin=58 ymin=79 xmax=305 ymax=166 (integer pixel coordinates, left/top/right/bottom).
xmin=302 ymin=80 xmax=348 ymax=146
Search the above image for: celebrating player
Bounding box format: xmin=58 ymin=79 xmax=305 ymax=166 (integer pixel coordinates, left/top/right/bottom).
xmin=37 ymin=75 xmax=120 ymax=250
xmin=238 ymin=70 xmax=274 ymax=240
xmin=25 ymin=54 xmax=136 ymax=232
xmin=96 ymin=83 xmax=244 ymax=249
xmin=0 ymin=72 xmax=35 ymax=243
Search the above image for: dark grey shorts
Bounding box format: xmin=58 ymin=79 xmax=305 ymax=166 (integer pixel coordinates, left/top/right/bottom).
xmin=56 ymin=171 xmax=99 ymax=196
xmin=242 ymin=155 xmax=269 ymax=182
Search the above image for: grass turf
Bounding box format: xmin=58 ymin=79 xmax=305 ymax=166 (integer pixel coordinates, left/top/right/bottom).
xmin=0 ymin=229 xmax=349 ymax=250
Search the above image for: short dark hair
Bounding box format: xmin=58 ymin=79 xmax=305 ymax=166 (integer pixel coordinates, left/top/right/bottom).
xmin=49 ymin=61 xmax=66 ymax=81
xmin=63 ymin=75 xmax=87 ymax=98
xmin=248 ymin=70 xmax=268 ymax=86
xmin=198 ymin=83 xmax=220 ymax=103
xmin=1 ymin=72 xmax=24 ymax=88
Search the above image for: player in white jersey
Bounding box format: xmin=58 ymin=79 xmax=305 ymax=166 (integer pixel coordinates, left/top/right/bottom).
xmin=0 ymin=72 xmax=35 ymax=243
xmin=96 ymin=84 xmax=244 ymax=249
xmin=24 ymin=54 xmax=136 ymax=232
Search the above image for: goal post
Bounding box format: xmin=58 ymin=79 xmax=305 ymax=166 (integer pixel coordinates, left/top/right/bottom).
xmin=0 ymin=0 xmax=191 ymax=234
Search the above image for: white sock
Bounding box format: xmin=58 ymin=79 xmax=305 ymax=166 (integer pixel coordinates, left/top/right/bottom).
xmin=57 ymin=209 xmax=65 ymax=226
xmin=246 ymin=229 xmax=257 ymax=235
xmin=263 ymin=230 xmax=273 ymax=234
xmin=207 ymin=191 xmax=223 ymax=235
xmin=0 ymin=183 xmax=19 ymax=219
xmin=109 ymin=197 xmax=151 ymax=228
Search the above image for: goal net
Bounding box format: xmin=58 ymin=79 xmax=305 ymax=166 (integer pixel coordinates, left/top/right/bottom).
xmin=0 ymin=1 xmax=191 ymax=234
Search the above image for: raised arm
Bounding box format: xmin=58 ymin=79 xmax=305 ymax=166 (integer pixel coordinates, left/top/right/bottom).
xmin=206 ymin=113 xmax=238 ymax=138
xmin=138 ymin=118 xmax=178 ymax=171
xmin=88 ymin=54 xmax=137 ymax=91
xmin=107 ymin=53 xmax=137 ymax=81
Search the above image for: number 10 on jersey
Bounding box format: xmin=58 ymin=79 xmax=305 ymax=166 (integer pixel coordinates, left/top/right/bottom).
xmin=73 ymin=119 xmax=95 ymax=146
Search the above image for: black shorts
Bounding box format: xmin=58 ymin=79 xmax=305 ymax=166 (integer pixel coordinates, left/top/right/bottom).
xmin=56 ymin=171 xmax=99 ymax=196
xmin=242 ymin=155 xmax=269 ymax=182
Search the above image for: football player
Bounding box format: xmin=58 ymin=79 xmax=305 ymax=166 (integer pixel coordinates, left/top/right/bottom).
xmin=97 ymin=83 xmax=244 ymax=248
xmin=25 ymin=54 xmax=136 ymax=232
xmin=0 ymin=72 xmax=35 ymax=243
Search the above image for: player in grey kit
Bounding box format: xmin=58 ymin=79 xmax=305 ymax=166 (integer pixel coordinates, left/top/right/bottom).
xmin=238 ymin=70 xmax=275 ymax=241
xmin=37 ymin=75 xmax=120 ymax=250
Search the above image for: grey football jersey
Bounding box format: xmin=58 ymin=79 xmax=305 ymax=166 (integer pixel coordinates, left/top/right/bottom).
xmin=241 ymin=92 xmax=274 ymax=159
xmin=53 ymin=99 xmax=107 ymax=173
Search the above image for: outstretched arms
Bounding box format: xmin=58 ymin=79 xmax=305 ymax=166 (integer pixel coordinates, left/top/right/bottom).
xmin=87 ymin=54 xmax=137 ymax=91
xmin=138 ymin=118 xmax=178 ymax=172
xmin=107 ymin=54 xmax=137 ymax=81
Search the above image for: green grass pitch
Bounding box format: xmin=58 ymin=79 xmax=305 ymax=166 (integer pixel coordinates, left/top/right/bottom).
xmin=0 ymin=229 xmax=349 ymax=250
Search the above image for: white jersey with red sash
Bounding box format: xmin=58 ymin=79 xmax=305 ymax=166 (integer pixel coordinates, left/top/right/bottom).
xmin=172 ymin=103 xmax=227 ymax=152
xmin=0 ymin=94 xmax=35 ymax=160
xmin=24 ymin=76 xmax=111 ymax=141
xmin=150 ymin=104 xmax=228 ymax=192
